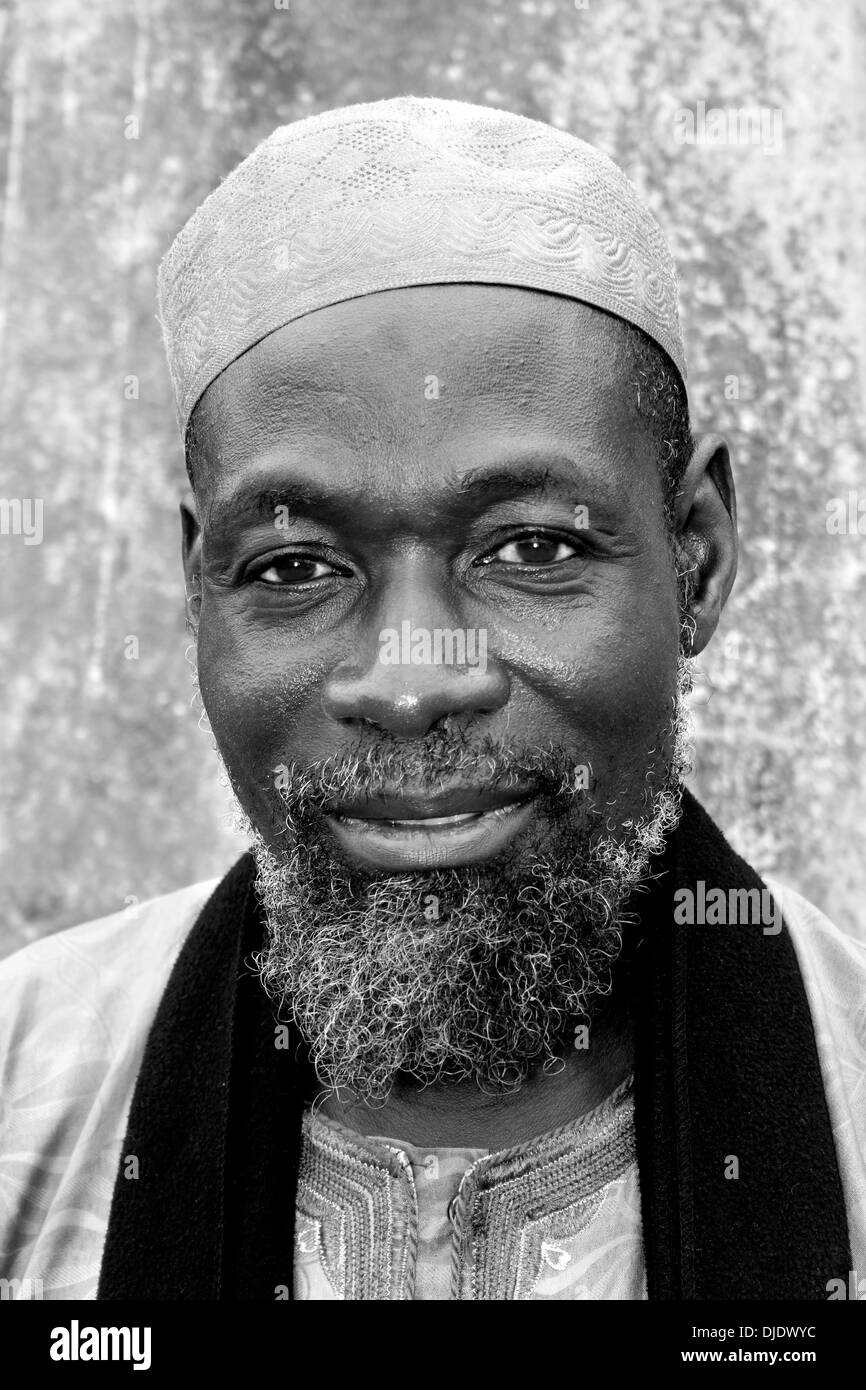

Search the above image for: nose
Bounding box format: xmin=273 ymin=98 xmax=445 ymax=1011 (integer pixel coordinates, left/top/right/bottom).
xmin=322 ymin=619 xmax=509 ymax=738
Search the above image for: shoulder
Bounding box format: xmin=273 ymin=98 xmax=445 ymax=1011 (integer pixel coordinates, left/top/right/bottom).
xmin=766 ymin=876 xmax=866 ymax=1001
xmin=766 ymin=877 xmax=866 ymax=1269
xmin=0 ymin=878 xmax=219 ymax=1296
xmin=0 ymin=878 xmax=219 ymax=996
xmin=0 ymin=878 xmax=219 ymax=1073
xmin=765 ymin=875 xmax=866 ymax=1057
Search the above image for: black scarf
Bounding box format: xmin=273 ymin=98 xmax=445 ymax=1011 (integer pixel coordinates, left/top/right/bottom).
xmin=97 ymin=789 xmax=850 ymax=1300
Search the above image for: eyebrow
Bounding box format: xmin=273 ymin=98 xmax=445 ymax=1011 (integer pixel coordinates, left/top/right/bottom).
xmin=457 ymin=464 xmax=556 ymax=497
xmin=205 ymin=456 xmax=594 ymax=534
xmin=207 ymin=485 xmax=333 ymax=529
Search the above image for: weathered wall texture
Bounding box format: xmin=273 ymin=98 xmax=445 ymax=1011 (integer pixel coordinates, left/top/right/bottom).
xmin=1 ymin=0 xmax=864 ymax=955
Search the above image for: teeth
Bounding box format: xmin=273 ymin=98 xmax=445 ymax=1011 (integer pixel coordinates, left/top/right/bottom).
xmin=337 ymin=800 xmax=525 ymax=829
xmin=386 ymin=811 xmax=482 ymax=827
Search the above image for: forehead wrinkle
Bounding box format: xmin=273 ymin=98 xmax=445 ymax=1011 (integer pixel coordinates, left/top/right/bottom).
xmin=200 ymin=291 xmax=641 ymax=471
xmin=197 ymin=332 xmax=391 ymax=454
xmin=193 ymin=295 xmax=655 ymax=512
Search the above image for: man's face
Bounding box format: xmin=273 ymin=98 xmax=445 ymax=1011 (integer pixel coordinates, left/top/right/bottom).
xmin=183 ymin=285 xmax=691 ymax=1098
xmin=187 ymin=285 xmax=683 ymax=836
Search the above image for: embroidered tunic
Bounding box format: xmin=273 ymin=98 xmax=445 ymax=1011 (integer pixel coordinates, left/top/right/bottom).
xmin=295 ymin=1078 xmax=644 ymax=1300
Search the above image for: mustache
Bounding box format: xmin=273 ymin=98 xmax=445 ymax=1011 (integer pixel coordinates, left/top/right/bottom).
xmin=270 ymin=734 xmax=595 ymax=812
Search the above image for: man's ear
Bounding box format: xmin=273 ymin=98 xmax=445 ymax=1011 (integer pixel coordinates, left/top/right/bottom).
xmin=674 ymin=433 xmax=738 ymax=657
xmin=180 ymin=488 xmax=203 ymax=632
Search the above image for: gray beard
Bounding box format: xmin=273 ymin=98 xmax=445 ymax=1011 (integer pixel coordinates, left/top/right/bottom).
xmin=246 ymin=662 xmax=693 ymax=1105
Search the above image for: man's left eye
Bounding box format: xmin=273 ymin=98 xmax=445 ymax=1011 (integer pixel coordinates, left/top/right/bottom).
xmin=480 ymin=534 xmax=581 ymax=567
xmin=256 ymin=556 xmax=337 ymax=585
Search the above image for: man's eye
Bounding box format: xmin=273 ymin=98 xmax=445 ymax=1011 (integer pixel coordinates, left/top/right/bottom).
xmin=255 ymin=556 xmax=337 ymax=586
xmin=480 ymin=534 xmax=582 ymax=567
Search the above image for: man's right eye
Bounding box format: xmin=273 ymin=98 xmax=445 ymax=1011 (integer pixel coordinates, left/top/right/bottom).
xmin=254 ymin=556 xmax=340 ymax=586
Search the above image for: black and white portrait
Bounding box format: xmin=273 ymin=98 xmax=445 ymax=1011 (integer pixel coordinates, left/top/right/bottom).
xmin=1 ymin=0 xmax=863 ymax=1347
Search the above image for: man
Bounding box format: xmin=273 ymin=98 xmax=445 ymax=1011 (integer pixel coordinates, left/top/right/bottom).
xmin=1 ymin=97 xmax=864 ymax=1302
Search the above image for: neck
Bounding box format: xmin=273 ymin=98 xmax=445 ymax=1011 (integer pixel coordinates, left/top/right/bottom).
xmin=317 ymin=991 xmax=633 ymax=1150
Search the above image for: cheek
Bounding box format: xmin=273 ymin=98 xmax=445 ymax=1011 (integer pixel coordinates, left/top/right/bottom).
xmin=493 ymin=582 xmax=680 ymax=776
xmin=196 ymin=609 xmax=324 ymax=793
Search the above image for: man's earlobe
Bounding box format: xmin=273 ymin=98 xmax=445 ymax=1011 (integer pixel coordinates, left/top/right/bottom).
xmin=180 ymin=490 xmax=203 ymax=631
xmin=674 ymin=433 xmax=738 ymax=658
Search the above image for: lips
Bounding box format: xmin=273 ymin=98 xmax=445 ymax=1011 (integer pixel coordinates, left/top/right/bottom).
xmin=326 ymin=782 xmax=538 ymax=823
xmin=322 ymin=784 xmax=539 ymax=870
